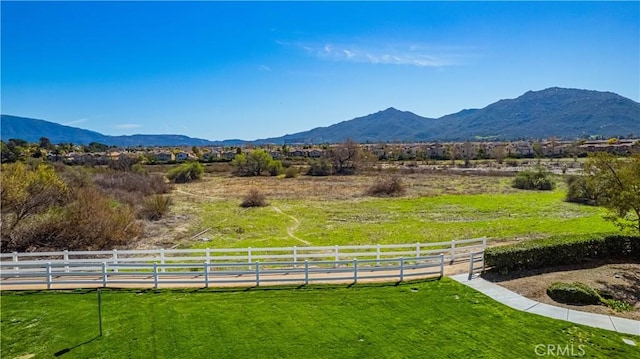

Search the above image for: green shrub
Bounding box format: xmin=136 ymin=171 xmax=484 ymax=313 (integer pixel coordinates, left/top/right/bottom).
xmin=268 ymin=160 xmax=284 ymax=176
xmin=284 ymin=166 xmax=298 ymax=178
xmin=140 ymin=195 xmax=172 ymax=221
xmin=366 ymin=176 xmax=406 ymax=197
xmin=546 ymin=282 xmax=601 ymax=305
xmin=512 ymin=168 xmax=555 ymax=190
xmin=231 ymin=149 xmax=281 ymax=177
xmin=241 ymin=188 xmax=268 ymax=208
xmin=547 ymin=282 xmax=633 ymax=312
xmin=307 ymin=158 xmax=332 ymax=176
xmin=485 ymin=234 xmax=640 ymax=273
xmin=600 ymin=298 xmax=633 ymax=312
xmin=167 ymin=162 xmax=204 ymax=183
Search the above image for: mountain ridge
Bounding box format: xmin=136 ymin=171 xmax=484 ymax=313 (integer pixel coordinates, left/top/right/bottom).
xmin=2 ymin=87 xmax=639 ymax=146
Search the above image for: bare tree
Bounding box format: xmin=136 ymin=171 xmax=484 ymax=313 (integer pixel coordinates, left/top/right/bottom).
xmin=327 ymin=139 xmax=362 ymax=175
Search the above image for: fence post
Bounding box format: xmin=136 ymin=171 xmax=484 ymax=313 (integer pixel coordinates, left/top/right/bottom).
xmin=482 ymin=237 xmax=487 ymax=249
xmin=112 ymin=249 xmax=119 ymax=273
xmin=160 ymin=249 xmax=166 ymax=273
xmin=153 ymin=263 xmax=159 ymax=289
xmin=205 ymin=248 xmax=211 ymax=271
xmin=293 ymin=246 xmax=297 ymax=268
xmin=416 ymin=243 xmax=420 ymax=258
xmin=102 ymin=262 xmax=108 ymax=287
xmin=450 ymin=240 xmax=456 ymax=262
xmin=64 ymin=250 xmax=69 ymax=273
xmin=248 ymin=247 xmax=252 ymax=271
xmin=439 ymin=254 xmax=444 ymax=277
xmin=204 ymin=262 xmax=209 ymax=288
xmin=304 ymin=260 xmax=309 ymax=285
xmin=376 ymin=244 xmax=381 ymax=266
xmin=334 ymin=245 xmax=339 ymax=267
xmin=12 ymin=252 xmax=18 ymax=271
xmin=353 ymin=259 xmax=358 ymax=284
xmin=255 ymin=261 xmax=260 ymax=287
xmin=46 ymin=262 xmax=52 ymax=290
xmin=399 ymin=258 xmax=404 ymax=282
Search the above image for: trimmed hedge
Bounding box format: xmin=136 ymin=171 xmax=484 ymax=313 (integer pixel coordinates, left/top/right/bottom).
xmin=546 ymin=282 xmax=633 ymax=312
xmin=486 ymin=235 xmax=640 ymax=273
xmin=546 ymin=282 xmax=601 ymax=305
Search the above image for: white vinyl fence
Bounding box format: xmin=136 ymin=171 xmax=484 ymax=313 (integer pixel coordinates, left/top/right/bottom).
xmin=0 ymin=238 xmax=485 ymax=289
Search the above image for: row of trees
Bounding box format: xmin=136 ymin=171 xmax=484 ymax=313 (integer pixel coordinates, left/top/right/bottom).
xmin=231 ymin=141 xmax=363 ymax=177
xmin=1 ymin=138 xmax=113 ymax=163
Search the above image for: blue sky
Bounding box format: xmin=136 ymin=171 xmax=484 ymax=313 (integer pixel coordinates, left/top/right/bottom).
xmin=2 ymin=1 xmax=639 ymax=141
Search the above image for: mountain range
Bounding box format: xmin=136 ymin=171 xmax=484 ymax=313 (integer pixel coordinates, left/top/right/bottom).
xmin=2 ymin=87 xmax=639 ymax=146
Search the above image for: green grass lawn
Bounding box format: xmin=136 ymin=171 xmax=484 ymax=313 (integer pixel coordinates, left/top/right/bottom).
xmin=193 ymin=189 xmax=618 ymax=248
xmin=1 ymin=278 xmax=636 ymax=358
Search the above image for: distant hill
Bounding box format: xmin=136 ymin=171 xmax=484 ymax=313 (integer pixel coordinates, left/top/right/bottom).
xmin=254 ymin=107 xmax=441 ymax=144
xmin=2 ymin=87 xmax=639 ymax=146
xmin=435 ymin=87 xmax=640 ymax=141
xmin=0 ymin=115 xmax=238 ymax=146
xmin=255 ymin=87 xmax=640 ymax=144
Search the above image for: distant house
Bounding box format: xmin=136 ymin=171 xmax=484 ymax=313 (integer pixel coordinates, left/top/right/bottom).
xmin=203 ymin=150 xmax=221 ymax=161
xmin=175 ymin=152 xmax=193 ymax=162
xmin=222 ymin=151 xmax=237 ymax=160
xmin=269 ymin=151 xmax=282 ymax=159
xmin=290 ymin=149 xmax=307 ymax=158
xmin=308 ymin=149 xmax=324 ymax=158
xmin=154 ymin=152 xmax=175 ymax=163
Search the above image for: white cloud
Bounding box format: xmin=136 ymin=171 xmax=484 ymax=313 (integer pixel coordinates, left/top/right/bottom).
xmin=63 ymin=118 xmax=87 ymax=126
xmin=258 ymin=65 xmax=272 ymax=72
xmin=114 ymin=124 xmax=142 ymax=129
xmin=300 ymin=41 xmax=471 ymax=67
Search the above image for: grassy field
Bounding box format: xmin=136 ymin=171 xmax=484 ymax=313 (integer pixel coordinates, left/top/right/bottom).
xmin=2 ymin=278 xmax=636 ymax=358
xmin=163 ymin=172 xmax=618 ymax=249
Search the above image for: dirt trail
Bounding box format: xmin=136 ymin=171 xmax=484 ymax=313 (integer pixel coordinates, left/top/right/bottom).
xmin=272 ymin=206 xmax=311 ymax=245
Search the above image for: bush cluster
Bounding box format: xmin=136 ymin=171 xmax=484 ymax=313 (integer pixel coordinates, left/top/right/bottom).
xmin=1 ymin=164 xmax=172 ymax=252
xmin=547 ymin=282 xmax=632 ymax=312
xmin=485 ymin=235 xmax=640 ymax=273
xmin=6 ymin=187 xmax=142 ymax=252
xmin=167 ymin=162 xmax=204 ymax=183
xmin=512 ymin=168 xmax=556 ymax=190
xmin=307 ymin=158 xmax=332 ymax=176
xmin=366 ymin=176 xmax=406 ymax=197
xmin=240 ymin=188 xmax=269 ymax=208
xmin=93 ymin=170 xmax=172 ymax=206
xmin=284 ymin=166 xmax=298 ymax=178
xmin=140 ymin=195 xmax=173 ymax=221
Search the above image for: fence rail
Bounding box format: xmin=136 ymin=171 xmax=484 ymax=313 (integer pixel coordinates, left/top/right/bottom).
xmin=0 ymin=238 xmax=485 ymax=289
xmin=0 ymin=237 xmax=485 ymax=268
xmin=0 ymin=255 xmax=446 ymax=289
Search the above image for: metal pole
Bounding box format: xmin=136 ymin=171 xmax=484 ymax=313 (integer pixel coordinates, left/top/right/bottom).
xmin=97 ymin=289 xmax=103 ymax=337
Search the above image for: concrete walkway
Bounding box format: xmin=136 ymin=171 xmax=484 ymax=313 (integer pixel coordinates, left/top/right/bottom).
xmin=451 ymin=273 xmax=640 ymax=337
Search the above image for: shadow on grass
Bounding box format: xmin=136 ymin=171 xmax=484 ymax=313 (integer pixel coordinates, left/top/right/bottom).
xmin=54 ymin=335 xmax=101 ymax=357
xmin=1 ymin=277 xmax=444 ymax=297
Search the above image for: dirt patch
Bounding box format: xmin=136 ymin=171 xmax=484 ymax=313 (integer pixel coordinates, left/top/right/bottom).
xmin=483 ymin=260 xmax=640 ymax=320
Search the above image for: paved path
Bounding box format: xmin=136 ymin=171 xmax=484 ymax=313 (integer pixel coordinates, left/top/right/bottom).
xmin=451 ymin=273 xmax=640 ymax=337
